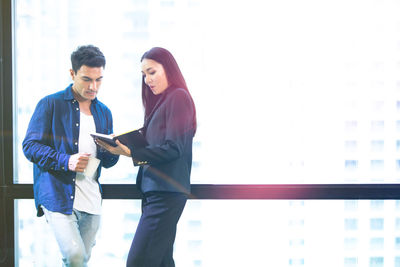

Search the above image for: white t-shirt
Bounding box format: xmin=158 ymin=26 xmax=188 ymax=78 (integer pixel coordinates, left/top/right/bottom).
xmin=73 ymin=112 xmax=102 ymax=215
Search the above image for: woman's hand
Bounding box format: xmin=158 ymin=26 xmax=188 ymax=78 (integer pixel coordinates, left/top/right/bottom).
xmin=96 ymin=139 xmax=131 ymax=157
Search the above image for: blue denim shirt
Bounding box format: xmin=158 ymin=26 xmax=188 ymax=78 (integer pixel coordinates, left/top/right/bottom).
xmin=22 ymin=84 xmax=119 ymax=216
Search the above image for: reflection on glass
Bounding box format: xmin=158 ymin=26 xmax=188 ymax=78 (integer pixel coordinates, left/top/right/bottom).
xmin=15 ymin=199 xmax=400 ymax=267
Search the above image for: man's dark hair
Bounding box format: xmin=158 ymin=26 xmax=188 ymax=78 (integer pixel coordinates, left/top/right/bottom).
xmin=71 ymin=45 xmax=106 ymax=73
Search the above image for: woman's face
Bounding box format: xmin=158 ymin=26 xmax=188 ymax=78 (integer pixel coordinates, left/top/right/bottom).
xmin=141 ymin=58 xmax=169 ymax=95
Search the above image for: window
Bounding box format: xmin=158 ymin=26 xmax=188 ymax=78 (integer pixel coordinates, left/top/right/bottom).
xmin=370 ymin=257 xmax=384 ymax=267
xmin=370 ymin=200 xmax=384 ymax=210
xmin=344 ymin=257 xmax=357 ymax=267
xmin=371 ymin=141 xmax=384 ymax=153
xmin=344 ymin=238 xmax=358 ymax=250
xmin=3 ymin=0 xmax=400 ymax=266
xmin=345 ymin=219 xmax=358 ymax=231
xmin=19 ymin=199 xmax=400 ymax=266
xmin=370 ymin=218 xmax=384 ymax=231
xmin=370 ymin=238 xmax=384 ymax=250
xmin=12 ymin=0 xmax=400 ymax=185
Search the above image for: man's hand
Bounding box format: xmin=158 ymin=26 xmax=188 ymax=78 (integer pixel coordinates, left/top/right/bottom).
xmin=68 ymin=153 xmax=91 ymax=172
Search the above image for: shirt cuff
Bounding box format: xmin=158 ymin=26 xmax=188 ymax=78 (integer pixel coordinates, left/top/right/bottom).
xmin=58 ymin=153 xmax=70 ymax=171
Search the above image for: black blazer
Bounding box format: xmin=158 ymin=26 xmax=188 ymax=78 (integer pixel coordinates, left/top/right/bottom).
xmin=131 ymin=87 xmax=196 ymax=195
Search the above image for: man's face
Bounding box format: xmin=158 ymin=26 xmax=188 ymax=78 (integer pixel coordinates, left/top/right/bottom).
xmin=70 ymin=65 xmax=104 ymax=102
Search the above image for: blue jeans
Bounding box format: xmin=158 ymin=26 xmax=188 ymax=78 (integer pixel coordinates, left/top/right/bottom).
xmin=42 ymin=206 xmax=100 ymax=267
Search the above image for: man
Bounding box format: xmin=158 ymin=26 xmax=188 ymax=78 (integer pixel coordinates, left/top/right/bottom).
xmin=22 ymin=45 xmax=119 ymax=266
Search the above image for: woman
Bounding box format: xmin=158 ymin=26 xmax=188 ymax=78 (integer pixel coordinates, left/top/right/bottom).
xmin=97 ymin=47 xmax=196 ymax=267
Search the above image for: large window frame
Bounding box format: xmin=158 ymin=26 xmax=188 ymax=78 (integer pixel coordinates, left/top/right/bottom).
xmin=2 ymin=1 xmax=400 ymax=266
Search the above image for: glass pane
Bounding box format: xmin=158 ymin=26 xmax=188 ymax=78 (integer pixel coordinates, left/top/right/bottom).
xmin=16 ymin=199 xmax=400 ymax=267
xmin=14 ymin=0 xmax=400 ymax=184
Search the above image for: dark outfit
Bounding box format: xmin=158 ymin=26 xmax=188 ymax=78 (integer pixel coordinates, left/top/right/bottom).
xmin=126 ymin=87 xmax=196 ymax=267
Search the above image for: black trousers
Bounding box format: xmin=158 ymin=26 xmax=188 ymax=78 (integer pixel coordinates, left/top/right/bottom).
xmin=126 ymin=191 xmax=187 ymax=267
